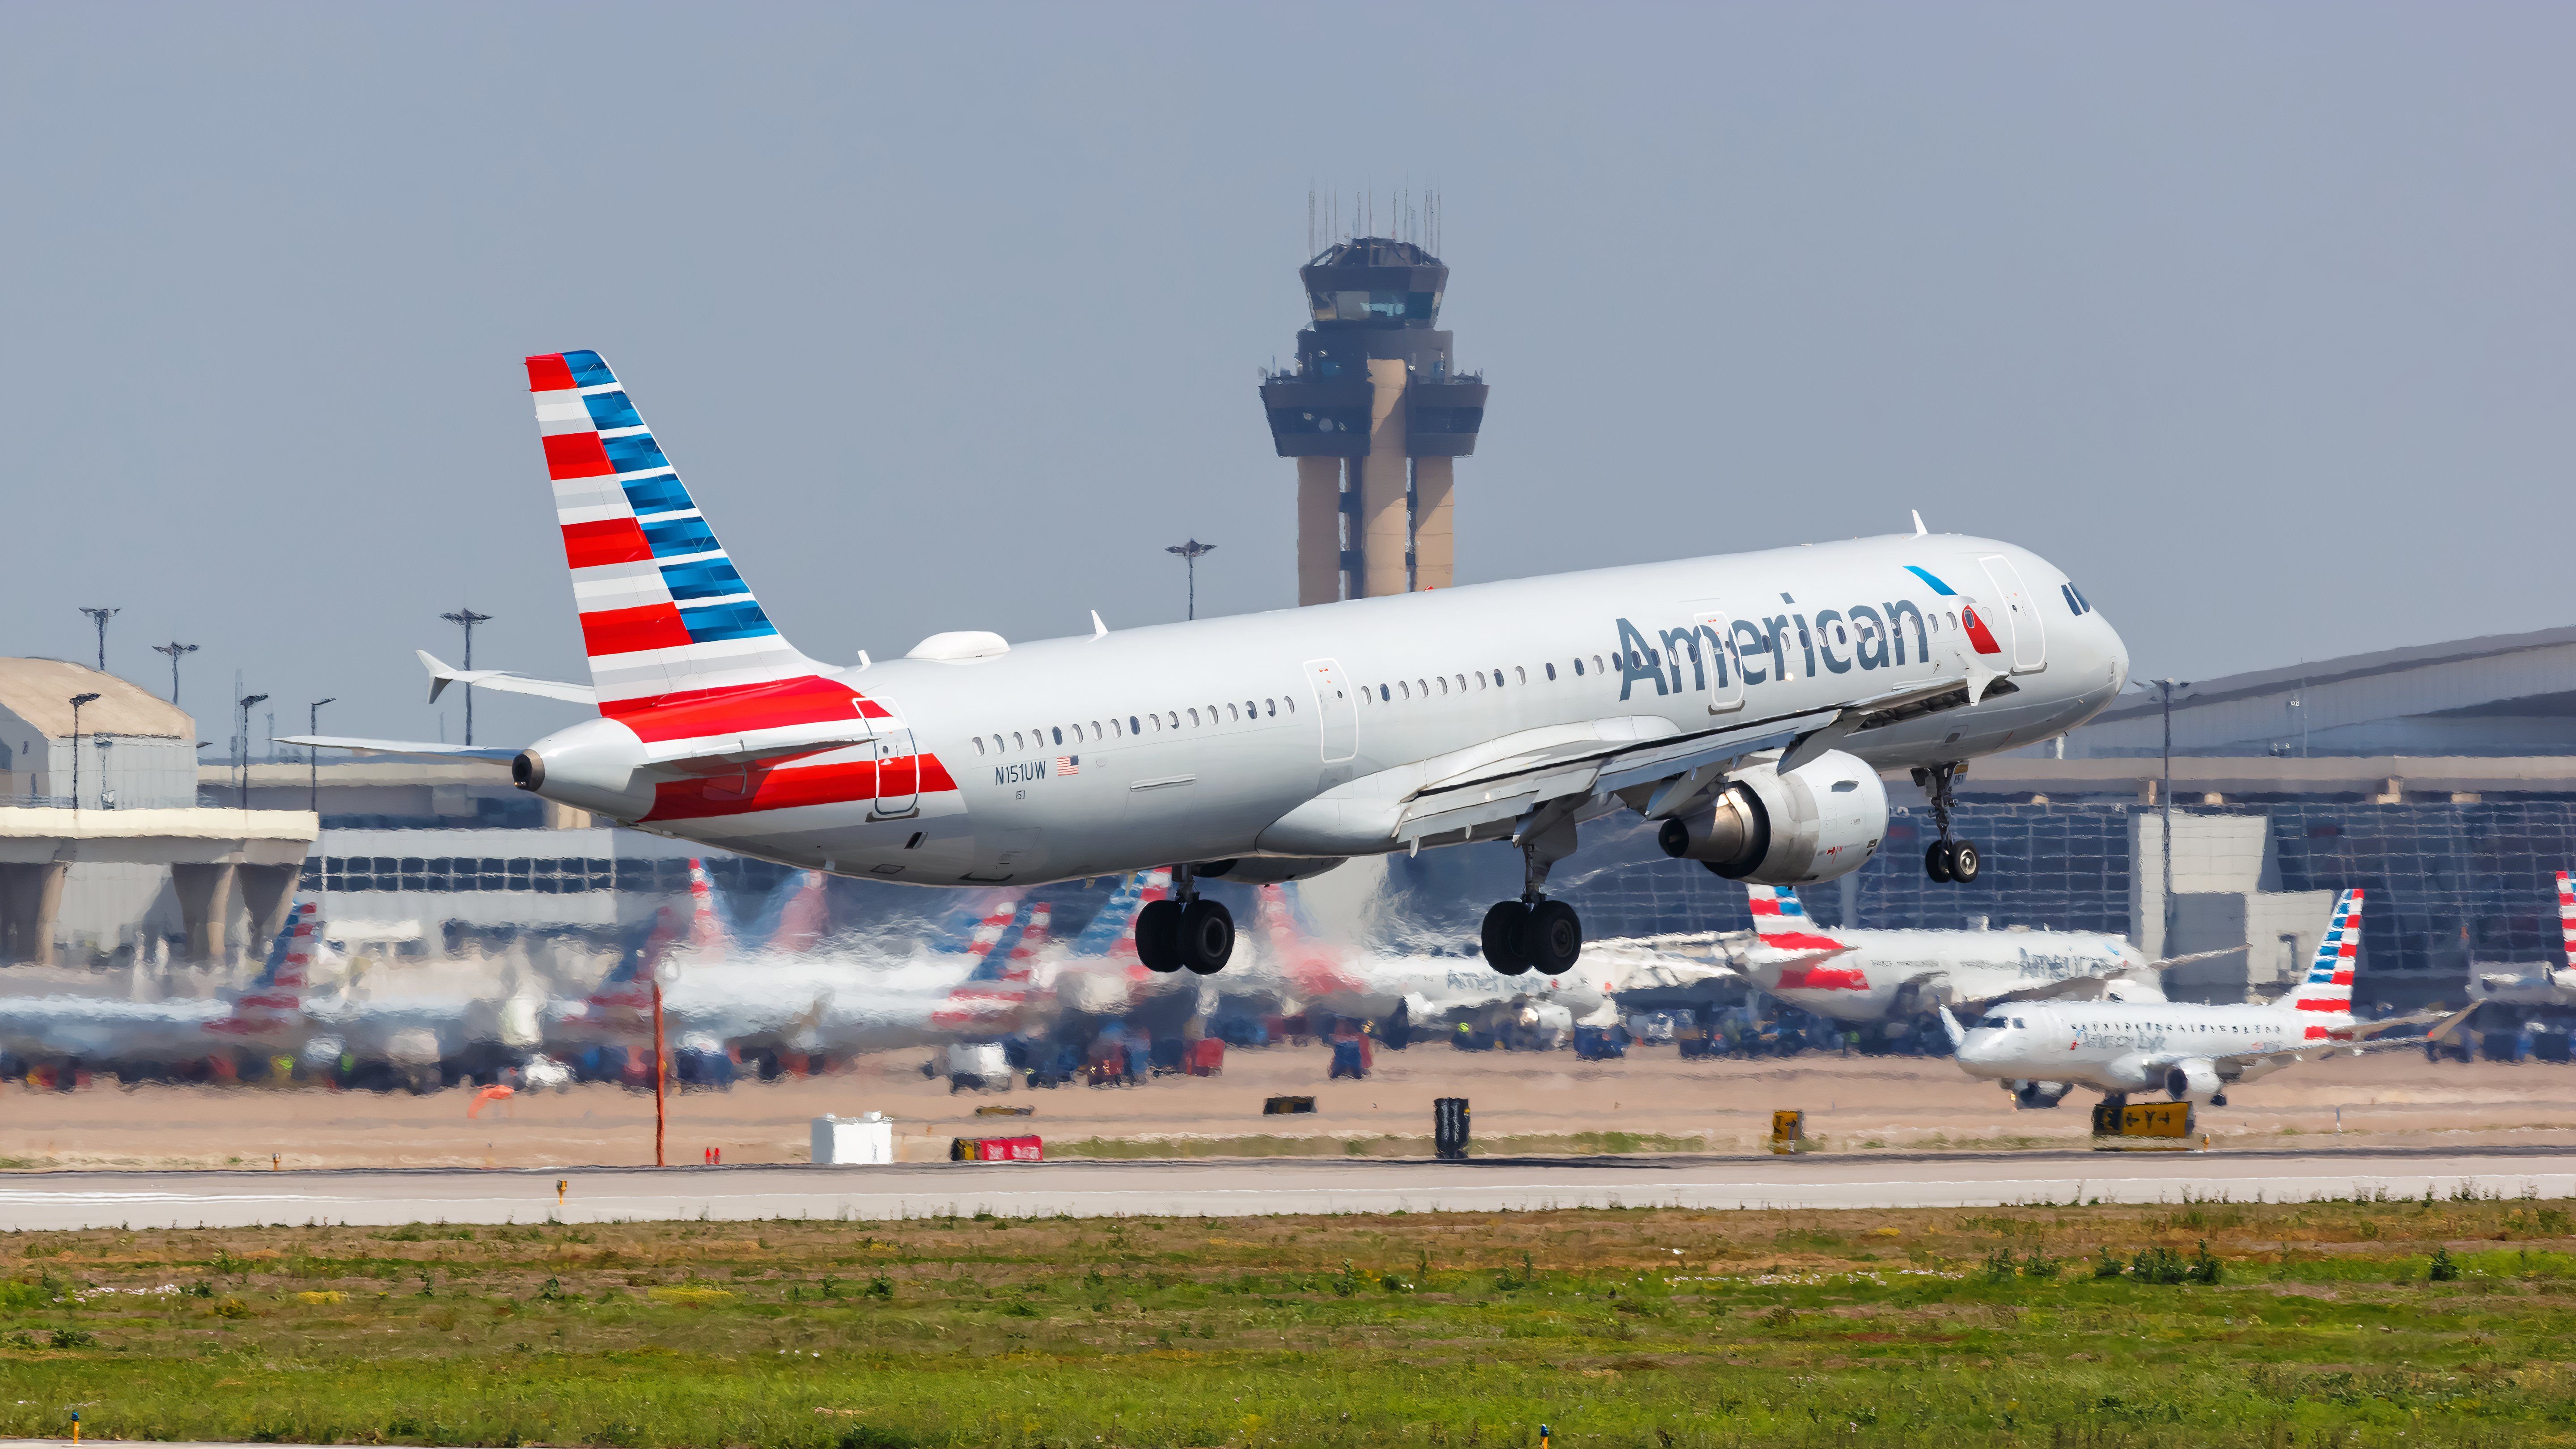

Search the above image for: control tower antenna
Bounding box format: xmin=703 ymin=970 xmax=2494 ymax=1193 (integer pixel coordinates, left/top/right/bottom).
xmin=1258 ymin=220 xmax=1487 ymax=606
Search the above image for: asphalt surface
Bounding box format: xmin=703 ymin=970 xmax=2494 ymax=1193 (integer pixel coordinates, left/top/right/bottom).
xmin=5 ymin=1145 xmax=2574 ymax=1229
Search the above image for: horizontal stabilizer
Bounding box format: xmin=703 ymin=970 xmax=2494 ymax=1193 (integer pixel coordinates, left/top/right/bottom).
xmin=277 ymin=734 xmax=523 ymax=762
xmin=418 ymin=650 xmax=597 ymax=706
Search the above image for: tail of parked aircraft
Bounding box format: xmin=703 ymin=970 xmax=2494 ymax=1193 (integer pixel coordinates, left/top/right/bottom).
xmin=729 ymin=869 xmax=828 ymax=954
xmin=999 ymin=903 xmax=1054 ymax=983
xmin=212 ymin=900 xmax=320 ymax=1036
xmin=1064 ymin=871 xmax=1171 ymax=965
xmin=1743 ymin=885 xmax=1849 ymax=952
xmin=2560 ymin=871 xmax=2574 ymax=971
xmin=2283 ymin=888 xmax=2363 ymax=1031
xmin=683 ymin=859 xmax=727 ymax=957
xmin=581 ymin=909 xmax=677 ymax=1021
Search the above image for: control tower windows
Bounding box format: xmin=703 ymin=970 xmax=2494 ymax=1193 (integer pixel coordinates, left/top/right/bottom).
xmin=1307 ymin=289 xmax=1441 ymax=324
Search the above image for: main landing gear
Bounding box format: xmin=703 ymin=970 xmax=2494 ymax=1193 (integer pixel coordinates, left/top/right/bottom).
xmin=1135 ymin=864 xmax=1234 ymax=976
xmin=1480 ymin=820 xmax=1585 ymax=978
xmin=1912 ymin=763 xmax=1981 ymax=884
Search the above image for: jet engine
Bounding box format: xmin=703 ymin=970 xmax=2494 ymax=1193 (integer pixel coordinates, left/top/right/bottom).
xmin=1656 ymin=748 xmax=1887 ymax=885
xmin=2163 ymin=1058 xmax=2224 ymax=1103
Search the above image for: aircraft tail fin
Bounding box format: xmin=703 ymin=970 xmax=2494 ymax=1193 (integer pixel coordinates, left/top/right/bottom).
xmin=999 ymin=902 xmax=1054 ymax=982
xmin=216 ymin=900 xmax=321 ymax=1035
xmin=526 ymin=350 xmax=837 ymax=713
xmin=2559 ymin=870 xmax=2573 ymax=972
xmin=1744 ymin=885 xmax=1848 ymax=951
xmin=683 ymin=859 xmax=727 ymax=958
xmin=1067 ymin=869 xmax=1170 ymax=966
xmin=2283 ymin=887 xmax=2363 ymax=1031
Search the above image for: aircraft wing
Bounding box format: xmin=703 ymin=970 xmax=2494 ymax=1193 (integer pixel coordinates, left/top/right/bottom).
xmin=2145 ymin=947 xmax=2249 ymax=971
xmin=1973 ymin=965 xmax=2168 ymax=1010
xmin=418 ymin=650 xmax=597 ymax=706
xmin=279 ymin=735 xmax=524 ymax=762
xmin=2214 ymin=1007 xmax=2477 ymax=1075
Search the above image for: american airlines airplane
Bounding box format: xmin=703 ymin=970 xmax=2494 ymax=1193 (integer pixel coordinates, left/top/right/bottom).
xmin=1734 ymin=883 xmax=2216 ymax=1027
xmin=294 ymin=350 xmax=2129 ymax=980
xmin=1948 ymin=890 xmax=2465 ymax=1108
xmin=2466 ymin=871 xmax=2576 ymax=1013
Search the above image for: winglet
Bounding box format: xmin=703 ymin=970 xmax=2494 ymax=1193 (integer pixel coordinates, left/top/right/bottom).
xmin=1937 ymin=1004 xmax=1966 ymax=1048
xmin=1911 ymin=509 xmax=1928 ymax=537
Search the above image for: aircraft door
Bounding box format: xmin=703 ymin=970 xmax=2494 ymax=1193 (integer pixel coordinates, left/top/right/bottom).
xmin=1306 ymin=658 xmax=1357 ymax=763
xmin=1976 ymin=555 xmax=2047 ymax=673
xmin=1692 ymin=610 xmax=1746 ymax=713
xmin=873 ymin=710 xmax=919 ymax=817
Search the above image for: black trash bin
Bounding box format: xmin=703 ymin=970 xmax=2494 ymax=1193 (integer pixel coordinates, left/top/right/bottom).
xmin=1434 ymin=1097 xmax=1470 ymax=1161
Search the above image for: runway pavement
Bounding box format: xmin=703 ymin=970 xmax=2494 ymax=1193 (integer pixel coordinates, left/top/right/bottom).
xmin=6 ymin=1146 xmax=2575 ymax=1230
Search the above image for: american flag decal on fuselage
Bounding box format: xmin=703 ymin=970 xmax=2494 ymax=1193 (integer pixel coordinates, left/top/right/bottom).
xmin=527 ymin=350 xmax=962 ymax=826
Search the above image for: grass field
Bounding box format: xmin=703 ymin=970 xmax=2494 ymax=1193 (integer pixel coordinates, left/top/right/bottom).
xmin=4 ymin=1186 xmax=2576 ymax=1447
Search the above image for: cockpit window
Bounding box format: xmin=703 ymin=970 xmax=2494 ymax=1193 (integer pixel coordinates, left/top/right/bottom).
xmin=2012 ymin=1017 xmax=2026 ymax=1029
xmin=1976 ymin=1015 xmax=2008 ymax=1030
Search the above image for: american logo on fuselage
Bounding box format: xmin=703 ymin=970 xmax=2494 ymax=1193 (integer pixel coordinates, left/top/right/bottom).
xmin=1608 ymin=569 xmax=1996 ymax=703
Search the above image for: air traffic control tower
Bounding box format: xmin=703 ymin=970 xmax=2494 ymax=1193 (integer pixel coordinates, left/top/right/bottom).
xmin=1259 ymin=238 xmax=1487 ymax=604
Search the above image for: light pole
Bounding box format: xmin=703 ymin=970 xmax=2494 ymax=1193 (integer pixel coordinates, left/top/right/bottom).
xmin=440 ymin=609 xmax=493 ymax=745
xmin=236 ymin=693 xmax=268 ymax=809
xmin=1164 ymin=539 xmax=1215 ymax=621
xmin=68 ymin=693 xmax=100 ymax=810
xmin=151 ymin=641 xmax=198 ymax=703
xmin=77 ymin=608 xmax=119 ymax=674
xmin=2150 ymin=677 xmax=2191 ymax=957
xmin=307 ymin=698 xmax=335 ymax=814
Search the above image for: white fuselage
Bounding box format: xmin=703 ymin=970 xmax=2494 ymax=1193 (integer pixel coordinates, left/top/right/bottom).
xmin=536 ymin=532 xmax=2127 ymax=888
xmin=1956 ymin=1000 xmax=2333 ymax=1095
xmin=1744 ymin=928 xmax=2145 ymax=1023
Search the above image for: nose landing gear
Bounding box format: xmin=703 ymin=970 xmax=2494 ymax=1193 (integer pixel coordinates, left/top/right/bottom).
xmin=1135 ymin=864 xmax=1234 ymax=975
xmin=1480 ymin=818 xmax=1585 ymax=977
xmin=1912 ymin=763 xmax=1981 ymax=884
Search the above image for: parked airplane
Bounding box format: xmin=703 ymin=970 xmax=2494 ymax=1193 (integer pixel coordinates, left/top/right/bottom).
xmin=1734 ymin=884 xmax=2212 ymax=1030
xmin=0 ymin=903 xmax=318 ymax=1072
xmin=2466 ymin=871 xmax=2576 ymax=1012
xmin=1948 ymin=890 xmax=2462 ymax=1108
xmin=291 ymin=350 xmax=2129 ymax=980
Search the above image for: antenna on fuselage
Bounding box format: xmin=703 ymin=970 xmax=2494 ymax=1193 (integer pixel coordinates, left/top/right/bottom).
xmin=1911 ymin=509 xmax=1928 ymax=536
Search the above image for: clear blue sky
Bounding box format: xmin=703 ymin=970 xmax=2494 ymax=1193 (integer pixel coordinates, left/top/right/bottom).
xmin=3 ymin=3 xmax=2567 ymax=744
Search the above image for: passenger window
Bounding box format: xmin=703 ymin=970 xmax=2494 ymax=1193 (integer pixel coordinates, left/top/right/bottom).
xmin=1572 ymin=659 xmax=1583 ymax=676
xmin=1436 ymin=677 xmax=1448 ymax=696
xmin=1593 ymin=654 xmax=1605 ymax=674
xmin=1166 ymin=711 xmax=1178 ymax=729
xmin=1244 ymin=700 xmax=1255 ymax=717
xmin=1545 ymin=663 xmax=1556 ymax=680
xmin=1454 ymin=674 xmax=1466 ymax=692
xmin=1091 ymin=720 xmax=1103 ymax=738
xmin=1187 ymin=708 xmax=1200 ymax=726
xmin=1515 ymin=667 xmax=1526 ymax=684
xmin=1012 ymin=731 xmax=1025 ymax=750
xmin=1264 ymin=698 xmax=1275 ymax=716
xmin=1129 ymin=716 xmax=1140 ymax=735
xmin=1398 ymin=682 xmax=1410 ymax=700
xmin=1227 ymin=703 xmax=1240 ymax=722
xmin=1379 ymin=684 xmax=1390 ymax=701
xmin=1947 ymin=611 xmax=1959 ymax=631
xmin=1417 ymin=678 xmax=1428 ymax=696
xmin=972 ymin=737 xmax=986 ymax=755
xmin=1052 ymin=726 xmax=1064 ymax=745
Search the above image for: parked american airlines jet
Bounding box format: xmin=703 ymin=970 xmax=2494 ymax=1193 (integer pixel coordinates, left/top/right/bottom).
xmin=1736 ymin=884 xmax=2216 ymax=1029
xmin=2466 ymin=871 xmax=2576 ymax=1012
xmin=1949 ymin=890 xmax=2463 ymax=1107
xmin=294 ymin=351 xmax=2129 ymax=979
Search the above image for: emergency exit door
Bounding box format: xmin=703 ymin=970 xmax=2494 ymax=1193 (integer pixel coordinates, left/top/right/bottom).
xmin=1976 ymin=556 xmax=2047 ymax=674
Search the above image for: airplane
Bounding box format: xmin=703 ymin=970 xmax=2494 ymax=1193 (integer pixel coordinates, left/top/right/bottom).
xmin=0 ymin=903 xmax=319 ymax=1075
xmin=1732 ymin=883 xmax=2218 ymax=1035
xmin=1948 ymin=889 xmax=2465 ymax=1108
xmin=2466 ymin=871 xmax=2576 ymax=1013
xmin=289 ymin=349 xmax=2131 ymax=981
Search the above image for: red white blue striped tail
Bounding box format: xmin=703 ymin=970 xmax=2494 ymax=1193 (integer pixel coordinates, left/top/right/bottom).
xmin=2287 ymin=888 xmax=2362 ymax=1030
xmin=527 ymin=350 xmax=825 ymax=712
xmin=212 ymin=900 xmax=320 ymax=1036
xmin=1744 ymin=884 xmax=1847 ymax=952
xmin=2559 ymin=870 xmax=2573 ymax=971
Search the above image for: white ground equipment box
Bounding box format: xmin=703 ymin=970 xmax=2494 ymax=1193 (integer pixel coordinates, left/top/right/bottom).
xmin=811 ymin=1112 xmax=896 ymax=1166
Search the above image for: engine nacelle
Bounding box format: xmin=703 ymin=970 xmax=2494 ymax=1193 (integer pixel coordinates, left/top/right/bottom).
xmin=1655 ymin=748 xmax=1887 ymax=885
xmin=2163 ymin=1058 xmax=2224 ymax=1103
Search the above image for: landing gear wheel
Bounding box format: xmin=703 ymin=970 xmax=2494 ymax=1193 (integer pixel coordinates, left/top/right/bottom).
xmin=1135 ymin=899 xmax=1183 ymax=974
xmin=1176 ymin=899 xmax=1234 ymax=975
xmin=1924 ymin=842 xmax=1953 ymax=883
xmin=1527 ymin=900 xmax=1583 ymax=976
xmin=1480 ymin=901 xmax=1532 ymax=976
xmin=1947 ymin=840 xmax=1980 ymax=883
